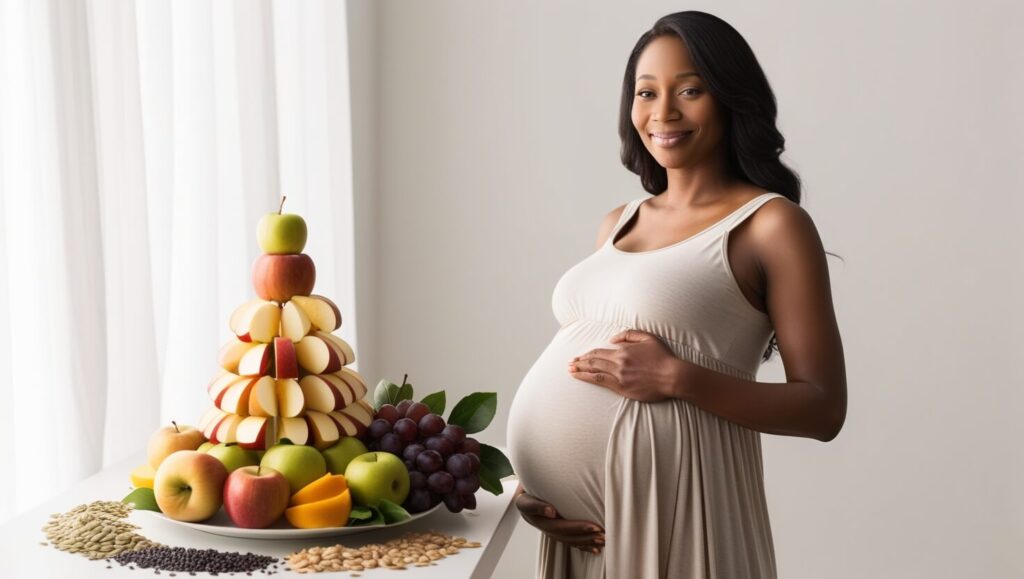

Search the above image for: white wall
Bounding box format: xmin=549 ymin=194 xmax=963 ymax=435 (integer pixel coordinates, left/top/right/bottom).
xmin=351 ymin=1 xmax=1024 ymax=577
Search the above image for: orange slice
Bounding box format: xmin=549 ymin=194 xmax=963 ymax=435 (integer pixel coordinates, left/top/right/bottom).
xmin=285 ymin=489 xmax=352 ymax=529
xmin=130 ymin=464 xmax=156 ymax=489
xmin=290 ymin=473 xmax=348 ymax=507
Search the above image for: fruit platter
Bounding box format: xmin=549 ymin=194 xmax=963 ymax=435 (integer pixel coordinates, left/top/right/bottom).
xmin=122 ymin=199 xmax=515 ymax=538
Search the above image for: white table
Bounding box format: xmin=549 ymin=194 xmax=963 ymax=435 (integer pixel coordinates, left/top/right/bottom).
xmin=0 ymin=452 xmax=521 ymax=579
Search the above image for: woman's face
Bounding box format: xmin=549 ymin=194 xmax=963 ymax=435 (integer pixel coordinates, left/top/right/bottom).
xmin=631 ymin=34 xmax=725 ymax=170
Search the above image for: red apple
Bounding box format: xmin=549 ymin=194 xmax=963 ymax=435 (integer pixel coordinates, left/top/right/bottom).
xmin=223 ymin=465 xmax=291 ymax=528
xmin=252 ymin=254 xmax=316 ymax=303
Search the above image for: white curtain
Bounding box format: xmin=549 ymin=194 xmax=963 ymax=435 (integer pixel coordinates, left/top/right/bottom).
xmin=0 ymin=0 xmax=358 ymax=523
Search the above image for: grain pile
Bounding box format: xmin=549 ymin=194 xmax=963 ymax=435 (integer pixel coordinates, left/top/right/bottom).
xmin=286 ymin=531 xmax=482 ymax=575
xmin=41 ymin=500 xmax=159 ymax=560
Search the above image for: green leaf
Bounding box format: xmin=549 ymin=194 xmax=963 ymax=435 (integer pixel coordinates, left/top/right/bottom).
xmin=348 ymin=505 xmax=374 ymax=521
xmin=420 ymin=391 xmax=446 ymax=415
xmin=447 ymin=392 xmax=497 ymax=434
xmin=122 ymin=488 xmax=161 ymax=512
xmin=349 ymin=505 xmax=385 ymax=526
xmin=397 ymin=381 xmax=414 ymax=403
xmin=480 ymin=444 xmax=514 ymax=479
xmin=373 ymin=380 xmax=396 ymax=411
xmin=477 ymin=465 xmax=503 ymax=496
xmin=377 ymin=499 xmax=411 ymax=524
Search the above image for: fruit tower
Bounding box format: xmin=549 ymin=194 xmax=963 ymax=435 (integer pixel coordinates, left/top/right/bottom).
xmin=198 ymin=198 xmax=374 ymax=451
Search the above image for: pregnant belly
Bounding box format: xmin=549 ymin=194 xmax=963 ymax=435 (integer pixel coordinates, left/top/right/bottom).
xmin=507 ymin=320 xmax=626 ymax=523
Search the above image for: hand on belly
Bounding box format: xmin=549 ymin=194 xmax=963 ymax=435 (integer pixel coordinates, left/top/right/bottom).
xmin=514 ymin=488 xmax=605 ymax=555
xmin=569 ymin=328 xmax=682 ymax=402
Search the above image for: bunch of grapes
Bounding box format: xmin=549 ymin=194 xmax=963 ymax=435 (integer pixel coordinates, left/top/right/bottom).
xmin=363 ymin=400 xmax=482 ymax=513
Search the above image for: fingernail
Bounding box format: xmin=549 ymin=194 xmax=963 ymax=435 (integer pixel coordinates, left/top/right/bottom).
xmin=544 ymin=507 xmax=555 ymax=517
xmin=588 ymin=526 xmax=600 ymax=533
xmin=591 ymin=548 xmax=600 ymax=554
xmin=595 ymin=538 xmax=604 ymax=545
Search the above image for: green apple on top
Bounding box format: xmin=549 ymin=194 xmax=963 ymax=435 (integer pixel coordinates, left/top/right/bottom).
xmin=260 ymin=438 xmax=327 ymax=494
xmin=257 ymin=196 xmax=307 ymax=254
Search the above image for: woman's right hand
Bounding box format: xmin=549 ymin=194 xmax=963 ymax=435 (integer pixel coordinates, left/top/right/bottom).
xmin=514 ymin=485 xmax=605 ymax=555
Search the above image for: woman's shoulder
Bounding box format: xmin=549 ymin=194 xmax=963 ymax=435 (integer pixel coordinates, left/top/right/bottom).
xmin=594 ymin=200 xmax=637 ymax=249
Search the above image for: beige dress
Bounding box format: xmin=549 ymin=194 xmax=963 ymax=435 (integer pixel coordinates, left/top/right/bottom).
xmin=507 ymin=193 xmax=783 ymax=579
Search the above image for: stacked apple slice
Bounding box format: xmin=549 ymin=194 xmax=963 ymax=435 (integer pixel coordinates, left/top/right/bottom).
xmin=198 ymin=199 xmax=374 ymax=451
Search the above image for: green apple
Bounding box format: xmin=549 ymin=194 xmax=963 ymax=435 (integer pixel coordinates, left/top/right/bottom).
xmin=257 ymin=197 xmax=307 ymax=254
xmin=322 ymin=437 xmax=368 ymax=475
xmin=260 ymin=439 xmax=327 ymax=494
xmin=344 ymin=451 xmax=410 ymax=507
xmin=197 ymin=441 xmax=215 ymax=453
xmin=207 ymin=442 xmax=259 ymax=473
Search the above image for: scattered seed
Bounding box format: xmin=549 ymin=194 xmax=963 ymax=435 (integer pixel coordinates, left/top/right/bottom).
xmin=41 ymin=501 xmax=159 ymax=560
xmin=286 ymin=531 xmax=483 ymax=573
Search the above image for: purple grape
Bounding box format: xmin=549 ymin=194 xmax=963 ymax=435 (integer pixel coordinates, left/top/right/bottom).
xmin=427 ymin=471 xmax=455 ymax=495
xmin=416 ymin=449 xmax=443 ymax=473
xmin=409 ymin=470 xmax=427 ymax=490
xmin=466 ymin=453 xmax=480 ymax=473
xmin=405 ymin=488 xmax=431 ymax=513
xmin=455 ymin=473 xmax=480 ymax=495
xmin=395 ymin=399 xmax=413 ymax=416
xmin=377 ymin=404 xmax=400 ymax=425
xmin=380 ymin=432 xmax=404 ymax=455
xmin=405 ymin=402 xmax=430 ymax=423
xmin=366 ymin=440 xmax=380 ymax=452
xmin=428 ymin=491 xmax=442 ymax=508
xmin=460 ymin=437 xmax=481 ymax=456
xmin=443 ymin=491 xmax=464 ymax=513
xmin=403 ymin=443 xmax=425 ymax=463
xmin=418 ymin=413 xmax=446 ymax=437
xmin=426 ymin=436 xmax=455 ymax=457
xmin=462 ymin=493 xmax=477 ymax=510
xmin=404 ymin=459 xmax=416 ymax=471
xmin=369 ymin=418 xmax=392 ymax=439
xmin=441 ymin=424 xmax=466 ymax=446
xmin=393 ymin=418 xmax=419 ymax=443
xmin=446 ymin=453 xmax=471 ymax=478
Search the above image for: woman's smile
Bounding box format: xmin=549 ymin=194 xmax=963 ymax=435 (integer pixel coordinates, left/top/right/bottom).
xmin=650 ymin=130 xmax=694 ymax=147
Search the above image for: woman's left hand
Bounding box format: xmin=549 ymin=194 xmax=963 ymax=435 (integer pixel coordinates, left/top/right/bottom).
xmin=569 ymin=329 xmax=684 ymax=402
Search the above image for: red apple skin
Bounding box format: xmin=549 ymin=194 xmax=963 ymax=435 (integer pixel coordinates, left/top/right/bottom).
xmin=252 ymin=254 xmax=316 ymax=302
xmin=223 ymin=466 xmax=291 ymax=528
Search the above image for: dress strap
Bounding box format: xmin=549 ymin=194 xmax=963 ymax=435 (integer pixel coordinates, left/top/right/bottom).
xmin=723 ymin=193 xmax=787 ymax=232
xmin=604 ymin=198 xmax=645 ymax=247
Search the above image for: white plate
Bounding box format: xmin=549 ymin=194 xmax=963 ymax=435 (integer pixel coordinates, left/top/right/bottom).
xmin=143 ymin=503 xmax=443 ymax=539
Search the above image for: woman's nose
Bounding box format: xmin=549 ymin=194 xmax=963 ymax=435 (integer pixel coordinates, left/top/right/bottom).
xmin=655 ymin=96 xmax=681 ymax=122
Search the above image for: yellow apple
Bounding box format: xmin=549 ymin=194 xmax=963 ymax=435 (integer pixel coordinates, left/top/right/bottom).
xmin=147 ymin=422 xmax=206 ymax=469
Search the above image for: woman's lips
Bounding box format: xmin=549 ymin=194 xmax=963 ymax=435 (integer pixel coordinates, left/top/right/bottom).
xmin=650 ymin=131 xmax=693 ymax=147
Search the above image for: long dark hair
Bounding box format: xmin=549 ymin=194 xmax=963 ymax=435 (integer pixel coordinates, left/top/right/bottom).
xmin=619 ymin=11 xmax=807 ymax=363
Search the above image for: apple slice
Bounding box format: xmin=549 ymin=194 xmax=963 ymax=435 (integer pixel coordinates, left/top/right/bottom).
xmin=298 ymin=375 xmax=343 ymax=413
xmin=295 ymin=335 xmax=342 ymax=374
xmin=217 ymin=339 xmax=259 ymax=373
xmin=237 ymin=343 xmax=273 ymax=376
xmin=247 ymin=376 xmax=278 ymax=417
xmin=336 ymin=367 xmax=369 ymax=401
xmin=281 ymin=300 xmax=312 ymax=342
xmin=327 ymin=411 xmax=360 ymax=437
xmin=276 ymin=378 xmax=305 ymax=417
xmin=315 ymin=331 xmax=355 ymax=365
xmin=291 ymin=295 xmax=342 ymax=332
xmin=337 ymin=400 xmax=372 ymax=437
xmin=274 ymin=337 xmax=298 ymax=379
xmin=208 ymin=373 xmax=248 ymax=406
xmin=231 ymin=300 xmax=281 ymax=343
xmin=214 ymin=414 xmax=244 ymax=444
xmin=320 ymin=373 xmax=355 ymax=408
xmin=228 ymin=299 xmax=263 ymax=341
xmin=205 ymin=413 xmax=232 ymax=443
xmin=304 ymin=411 xmax=340 ymax=449
xmin=199 ymin=407 xmax=226 ymax=434
xmin=218 ymin=377 xmax=259 ymax=416
xmin=279 ymin=416 xmax=310 ymax=445
xmin=236 ymin=416 xmax=270 ymax=450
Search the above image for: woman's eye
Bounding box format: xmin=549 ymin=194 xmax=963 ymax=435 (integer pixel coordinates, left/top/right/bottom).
xmin=680 ymin=88 xmax=700 ymax=96
xmin=636 ymin=90 xmax=654 ymax=98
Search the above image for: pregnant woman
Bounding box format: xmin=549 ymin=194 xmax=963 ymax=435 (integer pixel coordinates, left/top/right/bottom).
xmin=506 ymin=11 xmax=847 ymax=579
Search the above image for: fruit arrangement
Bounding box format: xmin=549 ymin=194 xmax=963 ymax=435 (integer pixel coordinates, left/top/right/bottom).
xmin=123 ymin=200 xmax=513 ymax=532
